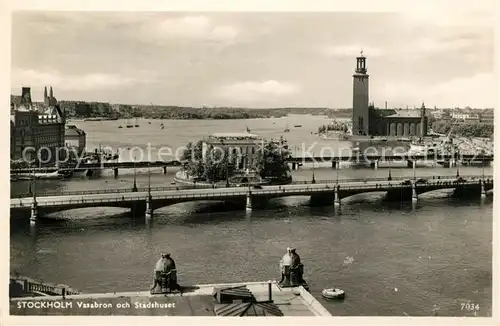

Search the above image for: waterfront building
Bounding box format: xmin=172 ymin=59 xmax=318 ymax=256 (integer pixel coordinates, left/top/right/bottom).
xmin=351 ymin=52 xmax=428 ymax=137
xmin=65 ymin=125 xmax=87 ymax=156
xmin=201 ymin=132 xmax=263 ymax=171
xmin=10 ymin=87 xmax=66 ymax=164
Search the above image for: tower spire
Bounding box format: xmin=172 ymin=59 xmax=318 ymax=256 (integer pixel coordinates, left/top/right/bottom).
xmin=49 ymin=86 xmax=53 ymax=98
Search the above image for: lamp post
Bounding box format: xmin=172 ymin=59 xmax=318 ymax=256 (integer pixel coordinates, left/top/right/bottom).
xmin=336 ymin=160 xmax=339 ymax=184
xmin=413 ymin=159 xmax=416 ymax=181
xmin=31 ymin=163 xmax=36 ymax=201
xmin=481 ymin=150 xmax=485 ymax=180
xmin=312 ymin=152 xmax=316 ymax=184
xmin=147 ymin=162 xmax=151 ymax=198
xmin=132 ymin=154 xmax=138 ymax=192
xmin=388 ymin=160 xmax=392 ymax=181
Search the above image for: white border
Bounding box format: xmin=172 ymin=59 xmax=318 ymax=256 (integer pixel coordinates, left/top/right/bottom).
xmin=1 ymin=0 xmax=498 ymax=325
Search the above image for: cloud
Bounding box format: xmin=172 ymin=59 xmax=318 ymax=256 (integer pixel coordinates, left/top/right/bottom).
xmin=141 ymin=15 xmax=239 ymax=43
xmin=216 ymin=80 xmax=300 ymax=102
xmin=398 ymin=2 xmax=495 ymax=28
xmin=373 ymin=73 xmax=496 ymax=108
xmin=11 ymin=69 xmax=153 ymax=92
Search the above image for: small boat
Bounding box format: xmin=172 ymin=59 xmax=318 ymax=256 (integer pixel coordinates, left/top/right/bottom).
xmin=126 ymin=119 xmax=134 ymax=128
xmin=134 ymin=118 xmax=140 ymax=127
xmin=160 ymin=123 xmax=165 ymax=130
xmin=118 ymin=125 xmax=123 ymax=128
xmin=321 ymin=288 xmax=345 ymax=300
xmin=294 ymin=124 xmax=302 ymax=128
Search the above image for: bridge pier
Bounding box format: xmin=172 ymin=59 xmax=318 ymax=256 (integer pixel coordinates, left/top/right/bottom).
xmin=331 ymin=161 xmax=337 ymax=169
xmin=145 ymin=196 xmax=153 ymax=219
xmin=411 ymin=182 xmax=418 ymax=203
xmin=407 ymin=160 xmax=414 ymax=168
xmin=445 ymin=159 xmax=456 ymax=168
xmin=291 ymin=163 xmax=297 ymax=171
xmin=30 ymin=201 xmax=38 ymax=225
xmin=334 ymin=187 xmax=341 ymax=208
xmin=246 ymin=192 xmax=252 ymax=211
xmin=370 ymin=161 xmax=379 ymax=169
xmin=113 ymin=168 xmax=118 ymax=178
xmin=163 ymin=166 xmax=167 ymax=174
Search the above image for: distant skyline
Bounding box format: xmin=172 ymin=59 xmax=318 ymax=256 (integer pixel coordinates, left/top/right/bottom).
xmin=11 ymin=7 xmax=495 ymax=108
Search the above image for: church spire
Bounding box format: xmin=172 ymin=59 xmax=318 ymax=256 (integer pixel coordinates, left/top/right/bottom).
xmin=49 ymin=86 xmax=53 ymax=98
xmin=44 ymin=86 xmax=48 ymax=101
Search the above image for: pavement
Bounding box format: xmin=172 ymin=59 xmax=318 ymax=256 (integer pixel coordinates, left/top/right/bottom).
xmin=10 ymin=281 xmax=331 ymax=316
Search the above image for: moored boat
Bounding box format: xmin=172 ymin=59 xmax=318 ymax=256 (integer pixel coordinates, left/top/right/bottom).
xmin=321 ymin=288 xmax=345 ymax=300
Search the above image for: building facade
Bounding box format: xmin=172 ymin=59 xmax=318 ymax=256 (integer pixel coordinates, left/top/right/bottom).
xmin=10 ymin=87 xmax=66 ymax=165
xmin=351 ymin=54 xmax=428 ymax=138
xmin=202 ymin=133 xmax=263 ymax=171
xmin=65 ymin=125 xmax=87 ymax=156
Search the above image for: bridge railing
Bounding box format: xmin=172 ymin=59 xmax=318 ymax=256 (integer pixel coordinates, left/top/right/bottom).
xmin=10 ymin=276 xmax=80 ymax=296
xmin=10 ymin=179 xmax=491 ymax=208
xmin=10 ymin=174 xmax=492 ymax=199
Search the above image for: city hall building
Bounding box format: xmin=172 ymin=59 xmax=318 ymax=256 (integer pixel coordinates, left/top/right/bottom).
xmin=351 ymin=53 xmax=428 ymax=138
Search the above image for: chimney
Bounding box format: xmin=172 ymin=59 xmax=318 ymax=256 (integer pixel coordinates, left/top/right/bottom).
xmin=385 ymin=101 xmax=387 ymax=110
xmin=268 ymin=282 xmax=273 ymax=302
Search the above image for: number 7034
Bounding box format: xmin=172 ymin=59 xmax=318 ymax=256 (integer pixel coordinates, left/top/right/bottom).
xmin=461 ymin=303 xmax=479 ymax=311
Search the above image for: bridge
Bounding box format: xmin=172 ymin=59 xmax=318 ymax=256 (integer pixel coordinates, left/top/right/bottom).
xmin=10 ymin=154 xmax=494 ymax=174
xmin=11 ymin=175 xmax=493 ymax=224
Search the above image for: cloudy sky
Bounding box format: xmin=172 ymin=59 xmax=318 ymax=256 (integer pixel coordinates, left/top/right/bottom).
xmin=11 ymin=6 xmax=495 ymax=108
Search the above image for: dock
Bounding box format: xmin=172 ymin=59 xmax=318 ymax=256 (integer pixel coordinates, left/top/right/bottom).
xmin=10 ymin=281 xmax=332 ymax=316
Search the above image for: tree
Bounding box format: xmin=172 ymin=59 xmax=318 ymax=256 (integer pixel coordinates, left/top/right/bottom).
xmin=256 ymin=140 xmax=291 ymax=180
xmin=180 ymin=141 xmax=204 ymax=179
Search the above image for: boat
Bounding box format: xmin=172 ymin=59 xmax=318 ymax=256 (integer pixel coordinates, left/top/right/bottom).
xmin=321 ymin=288 xmax=345 ymax=300
xmin=160 ymin=123 xmax=165 ymax=130
xmin=126 ymin=119 xmax=134 ymax=128
xmin=118 ymin=125 xmax=123 ymax=128
xmin=134 ymin=118 xmax=140 ymax=127
xmin=294 ymin=124 xmax=302 ymax=128
xmin=14 ymin=171 xmax=65 ymax=180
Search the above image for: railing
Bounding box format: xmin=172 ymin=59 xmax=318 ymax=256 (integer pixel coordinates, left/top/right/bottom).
xmin=10 ymin=276 xmax=80 ymax=296
xmin=11 ymin=174 xmax=493 ymax=199
xmin=10 ymin=179 xmax=492 ymax=208
xmin=289 ymin=154 xmax=494 ymax=161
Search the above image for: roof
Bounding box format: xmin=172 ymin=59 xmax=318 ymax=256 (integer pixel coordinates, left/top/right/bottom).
xmin=65 ymin=125 xmax=86 ymax=137
xmin=10 ymin=281 xmax=331 ymax=316
xmin=385 ymin=110 xmax=422 ymax=118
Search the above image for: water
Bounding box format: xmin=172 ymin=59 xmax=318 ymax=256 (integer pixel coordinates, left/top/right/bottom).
xmin=10 ymin=117 xmax=493 ymax=316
